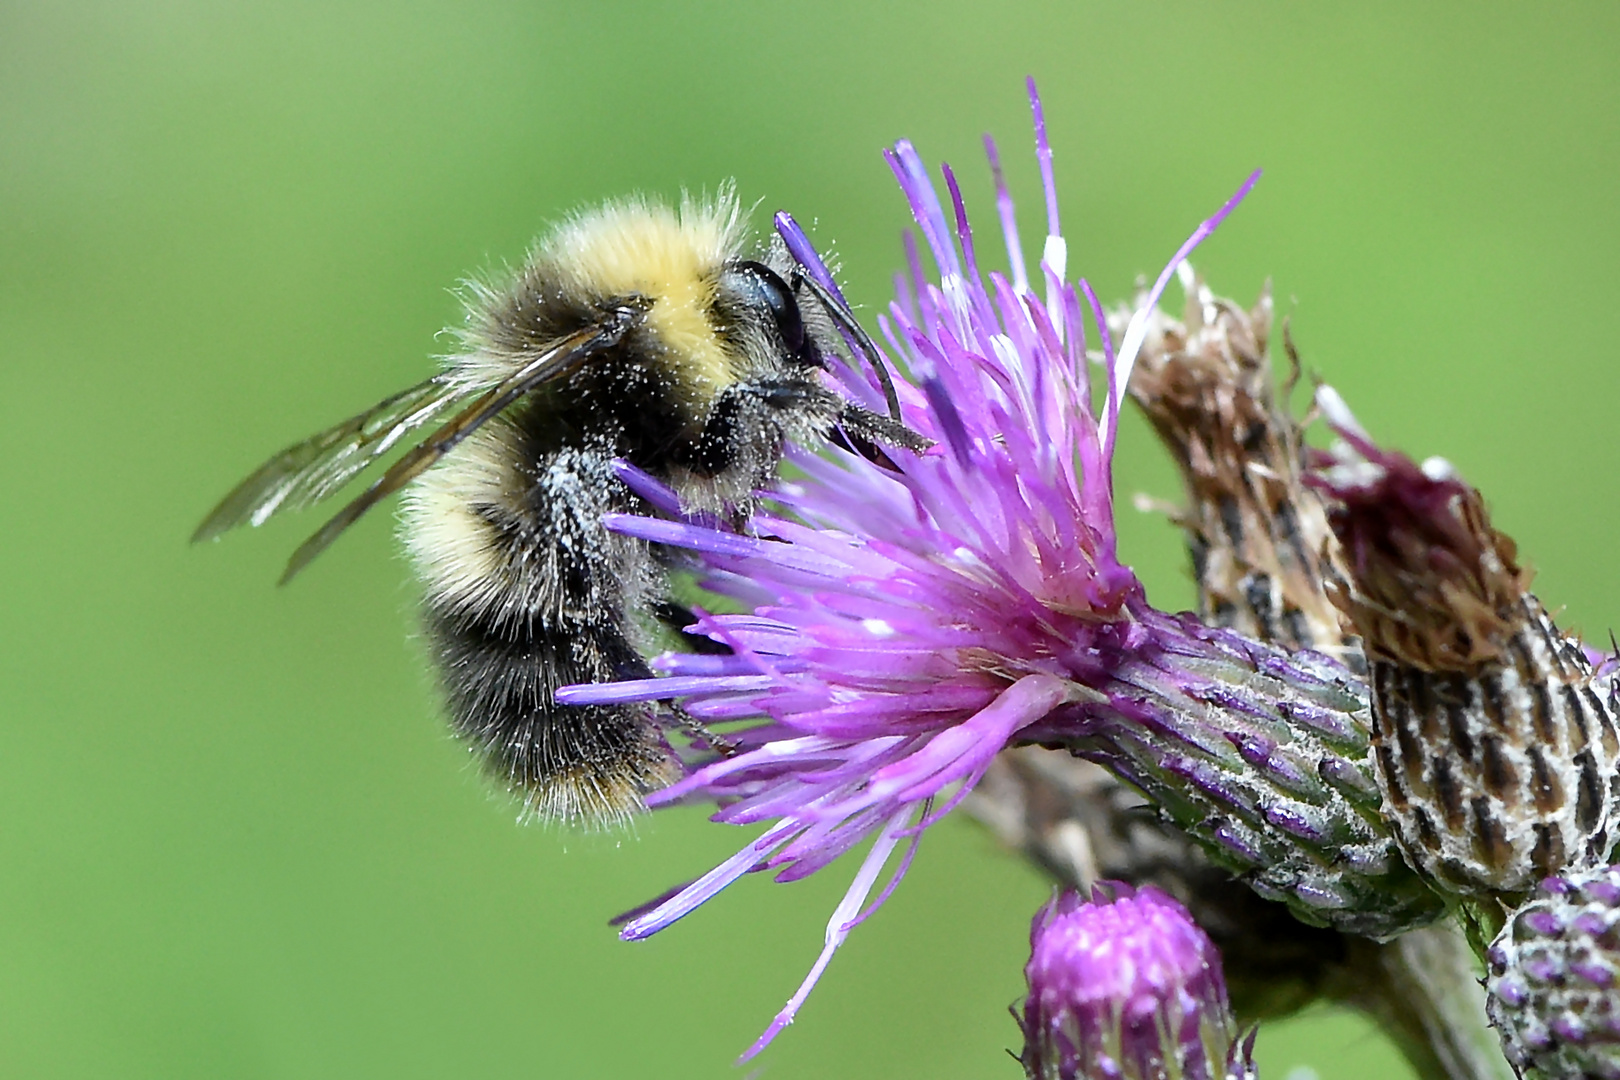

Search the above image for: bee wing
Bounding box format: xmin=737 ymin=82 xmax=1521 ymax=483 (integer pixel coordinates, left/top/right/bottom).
xmin=276 ymin=302 xmax=648 ymax=583
xmin=192 ymin=373 xmax=471 ymax=544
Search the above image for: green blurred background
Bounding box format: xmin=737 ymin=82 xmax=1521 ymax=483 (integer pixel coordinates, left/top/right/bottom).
xmin=3 ymin=2 xmax=1617 ymax=1076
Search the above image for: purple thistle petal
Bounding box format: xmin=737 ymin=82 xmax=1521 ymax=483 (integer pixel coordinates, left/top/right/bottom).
xmin=774 ymin=210 xmax=888 ymax=412
xmin=941 ymin=163 xmax=982 ymax=295
xmin=886 ymin=142 xmax=959 ymax=282
xmin=920 ymin=374 xmax=973 ymax=466
xmin=1027 ymin=77 xmax=1068 ymax=334
xmin=738 ymin=808 xmax=913 ymax=1064
xmin=601 ymin=513 xmax=758 ymax=555
xmin=1028 ymin=77 xmax=1062 ymax=247
xmin=619 ymin=821 xmax=799 ymax=941
xmin=611 ymin=459 xmax=682 ymax=514
xmin=773 ymin=210 xmax=845 ymax=306
xmin=650 ymin=653 xmax=770 ymax=678
xmin=901 ymin=227 xmax=937 ymax=333
xmin=870 ymin=674 xmax=1073 ymax=802
xmin=1108 ymin=169 xmax=1262 ymax=427
xmin=841 ymin=803 xmax=927 ymax=928
xmin=554 ymin=674 xmax=775 ymax=706
xmin=983 ymin=133 xmax=1029 ymax=292
xmin=1078 ymin=278 xmax=1121 ymax=517
xmin=769 ymin=806 xmax=893 ymax=878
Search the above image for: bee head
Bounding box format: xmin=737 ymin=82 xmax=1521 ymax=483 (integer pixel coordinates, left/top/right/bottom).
xmin=720 ymin=260 xmax=825 ymax=371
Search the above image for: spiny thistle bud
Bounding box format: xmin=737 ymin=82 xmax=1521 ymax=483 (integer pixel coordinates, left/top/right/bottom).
xmin=1486 ymin=867 xmax=1620 ymax=1078
xmin=1125 ymin=267 xmax=1353 ymax=663
xmin=1060 ymin=612 xmax=1445 ymax=939
xmin=1308 ymin=388 xmax=1620 ymax=900
xmin=1019 ymin=884 xmax=1257 ymax=1080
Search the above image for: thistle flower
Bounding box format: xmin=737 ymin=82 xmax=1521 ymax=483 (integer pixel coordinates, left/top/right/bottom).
xmin=560 ymin=82 xmax=1439 ymax=1056
xmin=1486 ymin=867 xmax=1620 ymax=1079
xmin=1307 ymin=389 xmax=1620 ymax=901
xmin=1019 ymin=884 xmax=1255 ymax=1080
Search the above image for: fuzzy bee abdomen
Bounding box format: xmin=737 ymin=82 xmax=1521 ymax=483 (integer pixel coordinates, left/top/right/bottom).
xmin=402 ymin=423 xmax=679 ymax=824
xmin=424 ymin=601 xmax=679 ymax=824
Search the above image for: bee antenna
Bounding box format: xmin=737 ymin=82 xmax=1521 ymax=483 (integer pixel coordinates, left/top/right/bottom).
xmin=792 ymin=273 xmax=904 ymax=424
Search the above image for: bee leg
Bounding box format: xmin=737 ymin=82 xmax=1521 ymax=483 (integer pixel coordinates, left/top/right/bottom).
xmin=788 ymin=270 xmax=905 ymax=423
xmin=665 ymin=701 xmax=737 ymax=758
xmin=692 ymin=378 xmax=843 ymax=477
xmin=827 ymin=426 xmax=900 ymax=472
xmin=835 ymin=402 xmax=933 ymax=453
xmin=698 ymin=379 xmax=929 ymax=482
xmin=649 ymin=599 xmax=733 ymax=655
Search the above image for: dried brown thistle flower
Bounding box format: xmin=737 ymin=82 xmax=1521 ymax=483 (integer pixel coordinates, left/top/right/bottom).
xmin=1126 ymin=266 xmax=1353 ymax=662
xmin=1309 ymin=389 xmax=1620 ymax=901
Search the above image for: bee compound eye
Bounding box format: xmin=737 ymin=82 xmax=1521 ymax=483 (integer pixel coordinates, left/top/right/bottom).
xmin=729 ymin=260 xmax=807 ymax=358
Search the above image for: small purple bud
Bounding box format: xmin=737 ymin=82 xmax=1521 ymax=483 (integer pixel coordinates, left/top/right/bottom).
xmin=1018 ymin=884 xmax=1252 ymax=1080
xmin=1487 ymin=866 xmax=1620 ymax=1078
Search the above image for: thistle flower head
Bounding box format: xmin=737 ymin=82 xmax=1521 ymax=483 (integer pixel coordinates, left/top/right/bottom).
xmin=1019 ymin=884 xmax=1255 ymax=1080
xmin=1308 ymin=389 xmax=1620 ymax=899
xmin=1487 ymin=867 xmax=1620 ymax=1079
xmin=561 ymin=83 xmax=1276 ymax=1056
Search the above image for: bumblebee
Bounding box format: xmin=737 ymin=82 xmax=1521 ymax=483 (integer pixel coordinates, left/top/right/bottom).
xmin=195 ymin=189 xmax=922 ymax=824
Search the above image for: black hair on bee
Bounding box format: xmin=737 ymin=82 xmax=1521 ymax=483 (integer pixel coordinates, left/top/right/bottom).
xmin=193 ymin=188 xmax=926 ymax=825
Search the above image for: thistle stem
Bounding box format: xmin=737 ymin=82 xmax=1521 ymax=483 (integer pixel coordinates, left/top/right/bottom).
xmin=1341 ymin=924 xmax=1514 ymax=1080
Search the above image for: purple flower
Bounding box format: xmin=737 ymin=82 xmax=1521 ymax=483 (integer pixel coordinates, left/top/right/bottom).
xmin=1019 ymin=884 xmax=1253 ymax=1080
xmin=559 ymin=80 xmax=1259 ymax=1057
